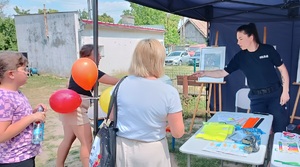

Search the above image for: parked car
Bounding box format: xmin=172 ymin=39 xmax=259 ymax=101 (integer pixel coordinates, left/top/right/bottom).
xmin=165 ymin=51 xmax=190 ymax=66
xmin=188 ymin=51 xmax=201 ymax=66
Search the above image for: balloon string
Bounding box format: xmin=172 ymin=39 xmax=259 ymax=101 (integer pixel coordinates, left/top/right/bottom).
xmin=82 ymin=97 xmax=99 ymax=100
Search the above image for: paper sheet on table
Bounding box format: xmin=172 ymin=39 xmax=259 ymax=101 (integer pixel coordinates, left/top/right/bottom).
xmin=217 ymin=114 xmax=246 ymax=125
xmin=203 ymin=141 xmax=248 ymax=157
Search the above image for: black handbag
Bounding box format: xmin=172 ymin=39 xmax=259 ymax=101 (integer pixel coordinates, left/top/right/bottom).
xmin=98 ymin=76 xmax=126 ymax=167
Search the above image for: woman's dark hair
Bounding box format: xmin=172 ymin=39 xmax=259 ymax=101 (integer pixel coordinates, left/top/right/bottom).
xmin=79 ymin=44 xmax=94 ymax=58
xmin=237 ymin=23 xmax=261 ymax=44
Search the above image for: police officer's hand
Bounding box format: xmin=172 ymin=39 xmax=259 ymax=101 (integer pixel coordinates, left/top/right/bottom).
xmin=191 ymin=71 xmax=205 ymax=78
xmin=280 ymin=91 xmax=290 ymax=106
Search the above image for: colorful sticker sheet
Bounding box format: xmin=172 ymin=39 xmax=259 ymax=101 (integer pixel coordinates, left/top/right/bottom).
xmin=277 ymin=131 xmax=300 ymax=154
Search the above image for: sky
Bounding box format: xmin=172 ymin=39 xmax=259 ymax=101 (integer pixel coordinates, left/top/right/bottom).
xmin=3 ymin=0 xmax=131 ymax=23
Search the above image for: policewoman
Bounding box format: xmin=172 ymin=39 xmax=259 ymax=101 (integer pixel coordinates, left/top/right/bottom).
xmin=192 ymin=23 xmax=290 ymax=133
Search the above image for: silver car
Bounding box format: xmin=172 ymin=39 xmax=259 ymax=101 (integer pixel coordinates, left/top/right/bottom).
xmin=165 ymin=51 xmax=190 ymax=65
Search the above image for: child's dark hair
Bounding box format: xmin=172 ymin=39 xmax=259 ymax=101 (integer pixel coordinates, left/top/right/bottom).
xmin=237 ymin=23 xmax=261 ymax=44
xmin=0 ymin=51 xmax=28 ymax=83
xmin=79 ymin=44 xmax=94 ymax=58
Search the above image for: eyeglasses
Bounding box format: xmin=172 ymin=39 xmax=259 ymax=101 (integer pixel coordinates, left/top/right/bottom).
xmin=11 ymin=67 xmax=29 ymax=74
xmin=20 ymin=67 xmax=29 ymax=73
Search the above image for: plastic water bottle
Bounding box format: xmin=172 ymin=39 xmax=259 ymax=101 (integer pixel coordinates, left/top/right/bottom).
xmin=32 ymin=106 xmax=45 ymax=144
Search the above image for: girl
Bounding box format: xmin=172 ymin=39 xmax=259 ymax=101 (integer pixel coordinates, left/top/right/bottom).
xmin=0 ymin=51 xmax=47 ymax=167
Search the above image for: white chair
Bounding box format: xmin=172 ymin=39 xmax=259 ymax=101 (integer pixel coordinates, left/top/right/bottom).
xmin=235 ymin=88 xmax=251 ymax=113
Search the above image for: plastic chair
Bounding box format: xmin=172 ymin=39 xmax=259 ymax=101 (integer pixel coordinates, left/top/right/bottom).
xmin=235 ymin=88 xmax=251 ymax=113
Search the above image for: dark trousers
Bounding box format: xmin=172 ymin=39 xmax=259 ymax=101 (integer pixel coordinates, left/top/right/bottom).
xmin=249 ymin=87 xmax=289 ymax=133
xmin=0 ymin=157 xmax=35 ymax=167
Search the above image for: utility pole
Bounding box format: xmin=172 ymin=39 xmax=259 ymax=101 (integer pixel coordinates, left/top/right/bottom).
xmin=87 ymin=0 xmax=92 ymax=20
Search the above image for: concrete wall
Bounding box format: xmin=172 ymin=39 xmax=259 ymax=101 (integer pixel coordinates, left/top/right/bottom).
xmin=80 ymin=25 xmax=164 ymax=75
xmin=15 ymin=12 xmax=79 ymax=77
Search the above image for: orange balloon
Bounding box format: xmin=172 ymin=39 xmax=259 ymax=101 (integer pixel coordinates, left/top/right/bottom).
xmin=71 ymin=58 xmax=98 ymax=90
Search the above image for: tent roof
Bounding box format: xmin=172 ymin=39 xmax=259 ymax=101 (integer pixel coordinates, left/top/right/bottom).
xmin=126 ymin=0 xmax=300 ymax=22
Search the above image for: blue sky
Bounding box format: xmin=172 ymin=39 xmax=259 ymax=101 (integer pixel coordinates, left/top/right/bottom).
xmin=3 ymin=0 xmax=131 ymax=23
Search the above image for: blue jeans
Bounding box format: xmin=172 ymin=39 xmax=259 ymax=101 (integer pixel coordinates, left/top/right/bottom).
xmin=249 ymin=87 xmax=289 ymax=133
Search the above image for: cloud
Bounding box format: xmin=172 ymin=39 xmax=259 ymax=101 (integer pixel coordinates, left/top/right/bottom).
xmin=98 ymin=1 xmax=130 ymax=22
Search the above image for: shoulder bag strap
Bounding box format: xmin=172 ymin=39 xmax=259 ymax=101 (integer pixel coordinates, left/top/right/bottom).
xmin=106 ymin=76 xmax=127 ymax=128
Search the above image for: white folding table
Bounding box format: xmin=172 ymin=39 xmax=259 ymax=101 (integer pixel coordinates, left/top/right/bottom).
xmin=179 ymin=111 xmax=273 ymax=167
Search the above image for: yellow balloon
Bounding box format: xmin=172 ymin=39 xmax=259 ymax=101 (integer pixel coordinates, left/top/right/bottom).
xmin=99 ymin=87 xmax=113 ymax=114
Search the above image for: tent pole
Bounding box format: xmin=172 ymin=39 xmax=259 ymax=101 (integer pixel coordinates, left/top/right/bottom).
xmin=92 ymin=0 xmax=99 ymax=137
xmin=263 ymin=26 xmax=267 ymax=44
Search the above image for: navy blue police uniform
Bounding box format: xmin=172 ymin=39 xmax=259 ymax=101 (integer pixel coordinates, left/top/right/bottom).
xmin=68 ymin=70 xmax=105 ymax=96
xmin=224 ymin=44 xmax=289 ymax=132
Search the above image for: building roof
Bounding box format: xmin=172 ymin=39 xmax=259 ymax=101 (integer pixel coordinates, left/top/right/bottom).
xmin=82 ymin=19 xmax=165 ymax=33
xmin=180 ymin=18 xmax=208 ymax=37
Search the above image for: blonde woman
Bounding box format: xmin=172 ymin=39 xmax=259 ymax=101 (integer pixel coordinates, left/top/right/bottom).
xmin=112 ymin=39 xmax=185 ymax=167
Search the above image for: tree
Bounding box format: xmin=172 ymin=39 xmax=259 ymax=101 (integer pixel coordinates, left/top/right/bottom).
xmin=128 ymin=3 xmax=180 ymax=47
xmin=79 ymin=9 xmax=89 ymax=20
xmin=123 ymin=9 xmax=132 ymax=16
xmin=14 ymin=6 xmax=30 ymax=15
xmin=0 ymin=0 xmax=9 ymax=18
xmin=0 ymin=17 xmax=17 ymax=50
xmin=98 ymin=13 xmax=114 ymax=23
xmin=38 ymin=8 xmax=58 ymax=14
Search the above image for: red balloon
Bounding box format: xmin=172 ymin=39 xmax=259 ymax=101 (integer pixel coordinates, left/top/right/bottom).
xmin=49 ymin=89 xmax=82 ymax=114
xmin=71 ymin=58 xmax=98 ymax=90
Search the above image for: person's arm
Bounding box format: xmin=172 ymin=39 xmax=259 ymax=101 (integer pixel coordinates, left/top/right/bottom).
xmin=66 ymin=77 xmax=70 ymax=88
xmin=98 ymin=74 xmax=119 ymax=85
xmin=277 ymin=63 xmax=290 ymax=105
xmin=191 ymin=69 xmax=229 ymax=78
xmin=0 ymin=112 xmax=46 ymax=143
xmin=167 ymin=111 xmax=184 ymax=138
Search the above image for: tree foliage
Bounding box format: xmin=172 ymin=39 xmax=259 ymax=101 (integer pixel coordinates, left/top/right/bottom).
xmin=123 ymin=9 xmax=132 ymax=16
xmin=128 ymin=3 xmax=180 ymax=47
xmin=0 ymin=17 xmax=17 ymax=50
xmin=79 ymin=9 xmax=89 ymax=20
xmin=38 ymin=9 xmax=58 ymax=14
xmin=14 ymin=6 xmax=30 ymax=15
xmin=98 ymin=13 xmax=114 ymax=23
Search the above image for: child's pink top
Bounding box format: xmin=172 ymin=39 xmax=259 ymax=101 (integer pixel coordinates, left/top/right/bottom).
xmin=0 ymin=89 xmax=40 ymax=163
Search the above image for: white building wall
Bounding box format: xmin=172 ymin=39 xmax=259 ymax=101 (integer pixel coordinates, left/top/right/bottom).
xmin=15 ymin=12 xmax=164 ymax=77
xmin=80 ymin=26 xmax=164 ymax=75
xmin=15 ymin=12 xmax=79 ymax=77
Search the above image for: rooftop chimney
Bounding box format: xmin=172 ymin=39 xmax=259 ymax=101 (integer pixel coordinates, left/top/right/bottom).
xmin=121 ymin=15 xmax=135 ymax=25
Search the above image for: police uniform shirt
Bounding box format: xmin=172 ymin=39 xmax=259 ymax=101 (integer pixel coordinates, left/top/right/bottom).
xmin=68 ymin=70 xmax=105 ymax=97
xmin=224 ymin=44 xmax=283 ymax=89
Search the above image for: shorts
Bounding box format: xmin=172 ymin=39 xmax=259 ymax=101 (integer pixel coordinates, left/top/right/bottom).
xmin=0 ymin=157 xmax=35 ymax=167
xmin=59 ymin=95 xmax=90 ymax=125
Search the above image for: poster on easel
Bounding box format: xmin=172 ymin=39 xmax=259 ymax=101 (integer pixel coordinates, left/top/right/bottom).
xmin=198 ymin=46 xmax=226 ymax=83
xmin=296 ymin=48 xmax=300 ymax=83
